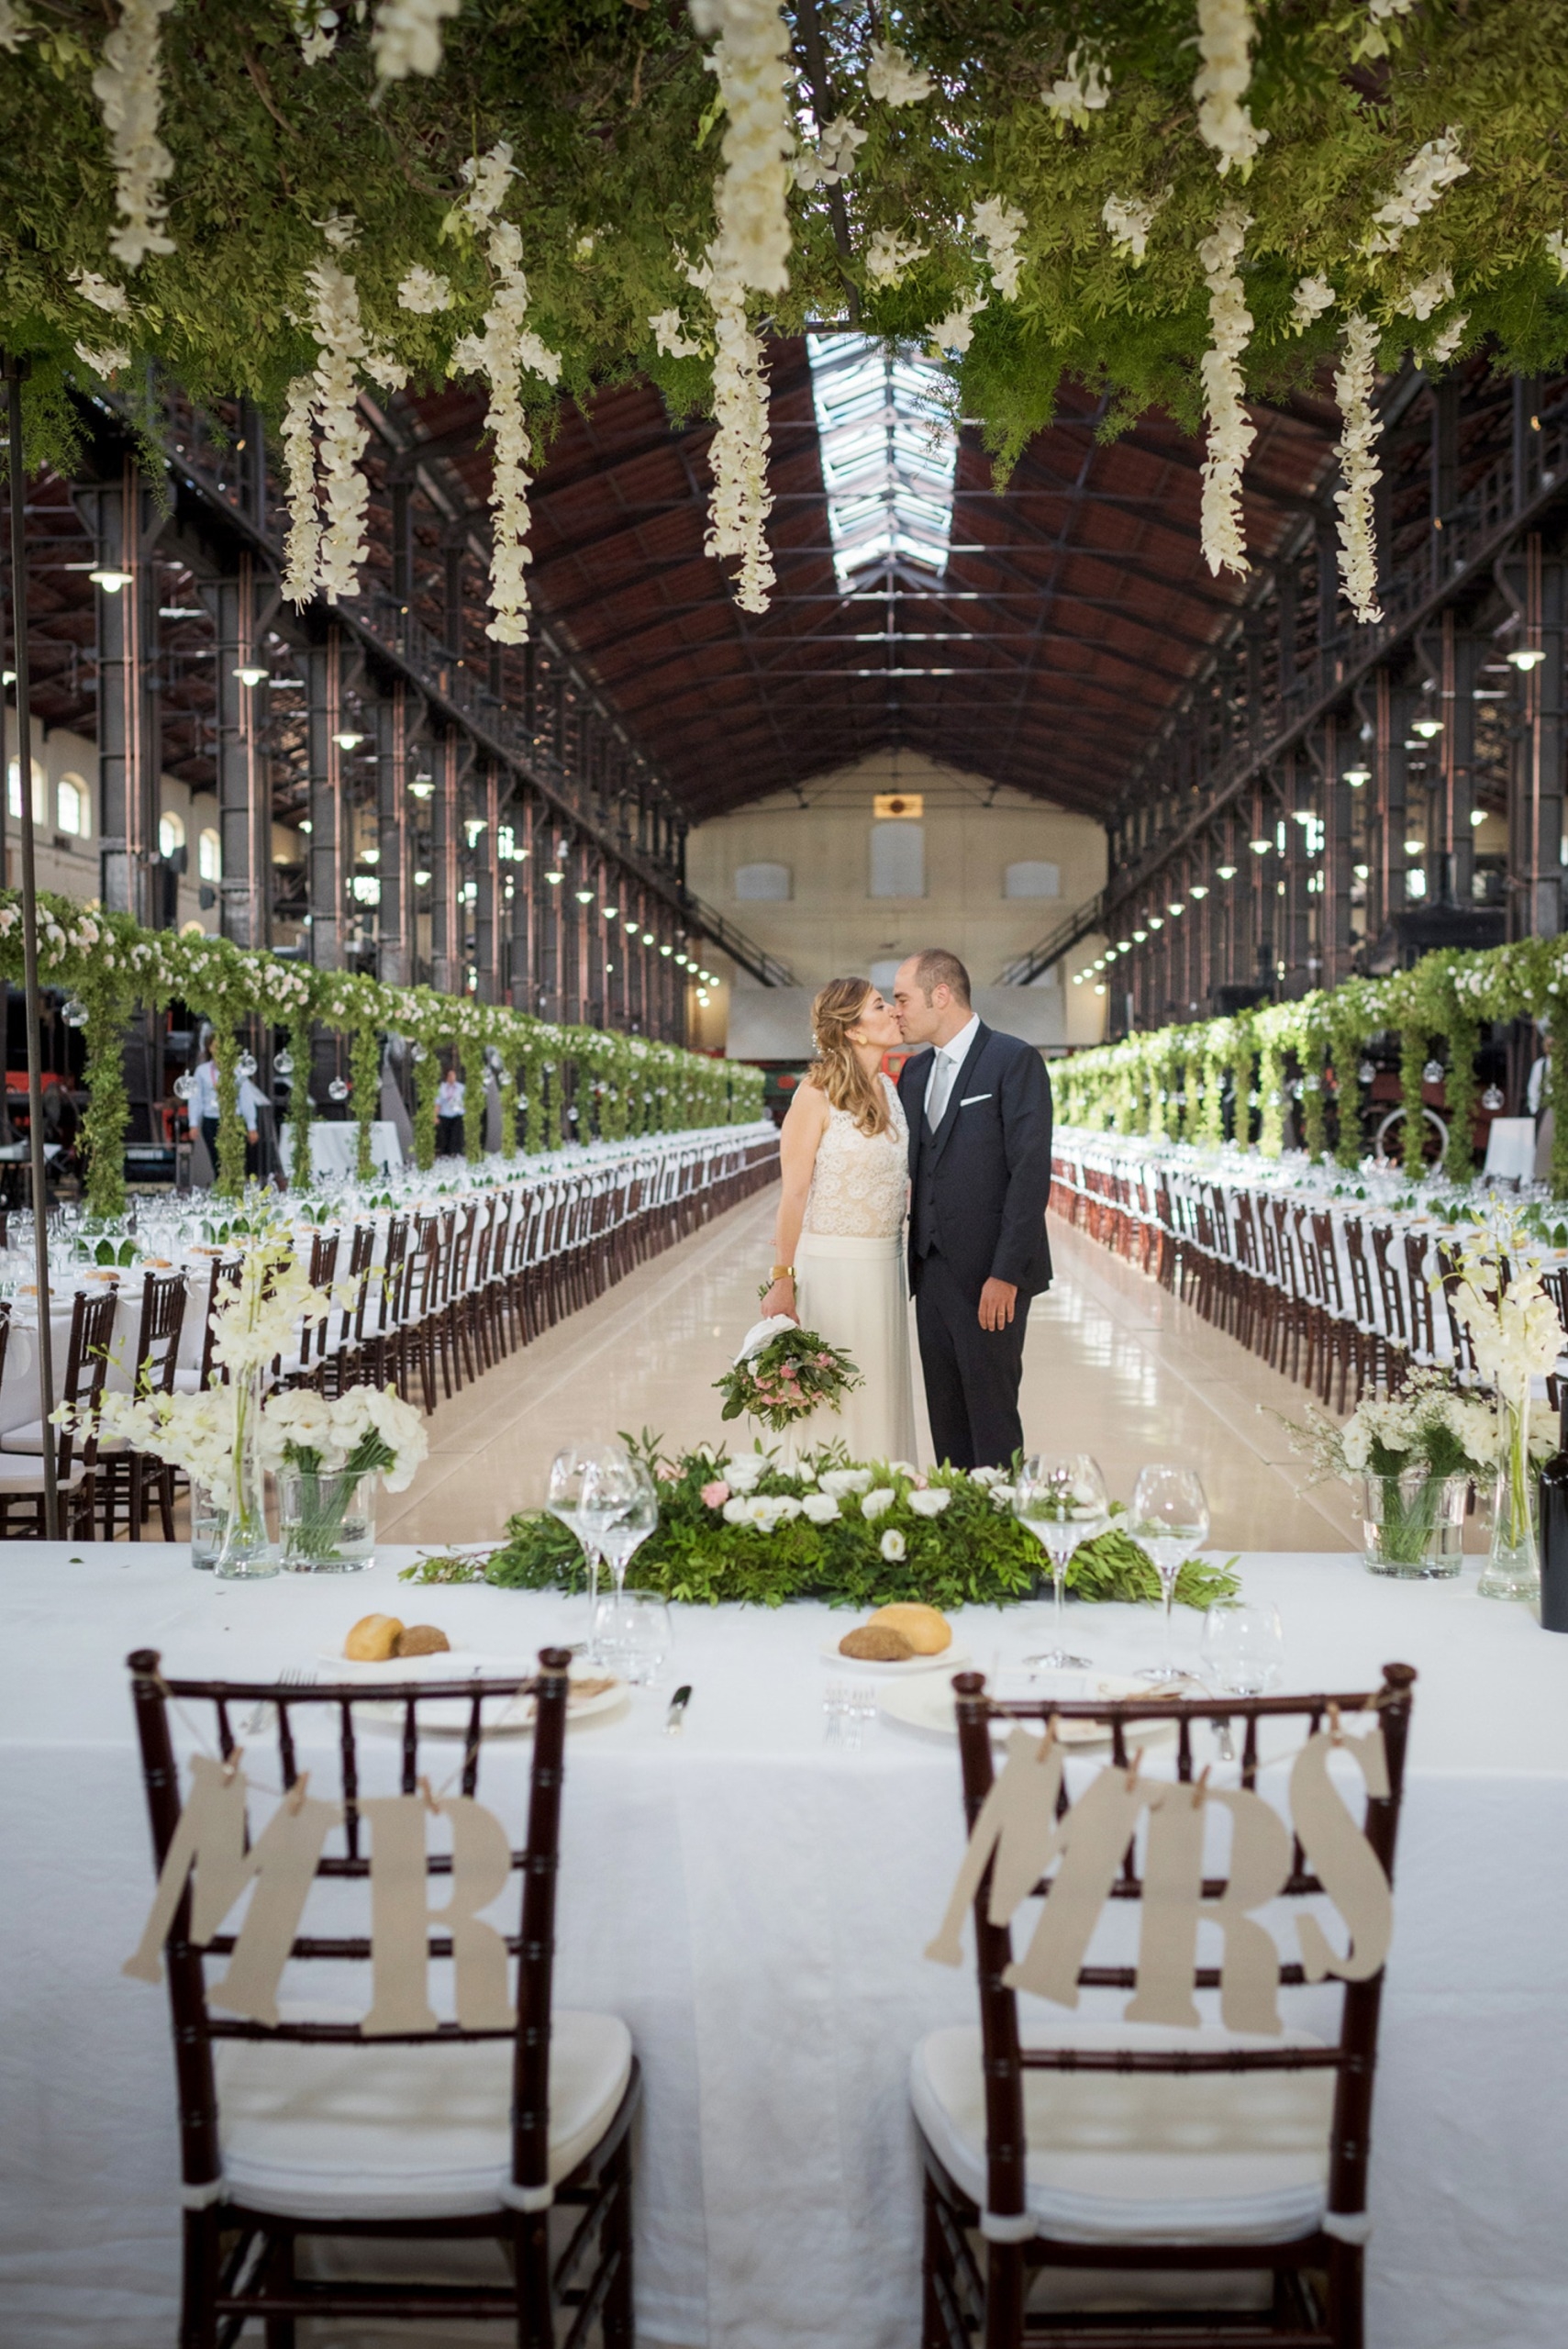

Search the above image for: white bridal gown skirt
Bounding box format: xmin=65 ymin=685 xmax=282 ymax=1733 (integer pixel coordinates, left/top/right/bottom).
xmin=792 ymin=1230 xmax=918 ymax=1466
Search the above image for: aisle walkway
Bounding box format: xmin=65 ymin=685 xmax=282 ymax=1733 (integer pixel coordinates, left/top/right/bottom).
xmin=384 ymin=1190 xmax=1362 ymax=1551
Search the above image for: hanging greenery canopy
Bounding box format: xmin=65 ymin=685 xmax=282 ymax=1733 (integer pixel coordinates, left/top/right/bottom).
xmin=4 ymin=3 xmax=1568 ymax=615
xmin=1055 ymin=929 xmax=1568 ymax=1196
xmin=0 ymin=892 xmax=764 ymax=1215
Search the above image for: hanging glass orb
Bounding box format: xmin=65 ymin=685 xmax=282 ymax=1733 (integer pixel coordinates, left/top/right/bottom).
xmin=236 ymin=1051 xmax=258 ymax=1079
xmin=273 ymin=1049 xmax=295 ymax=1077
xmin=1483 ymin=1084 xmax=1506 ymax=1111
xmin=1358 ymin=1060 xmax=1376 ymax=1085
xmin=516 ymin=1090 xmax=528 ymax=1110
xmin=1248 ymin=1088 xmax=1262 ymax=1107
xmin=409 ymin=1041 xmax=428 ymax=1063
xmin=61 ymin=997 xmax=89 ymax=1029
xmin=172 ymin=1072 xmax=195 ymax=1101
xmin=1290 ymin=1079 xmax=1305 ymax=1101
xmin=542 ymin=1060 xmax=557 ymax=1074
xmin=1303 ymin=1074 xmax=1321 ymax=1094
xmin=328 ymin=1076 xmax=350 ymax=1102
xmin=644 ymin=1091 xmax=653 ymax=1104
xmin=1173 ymin=1092 xmax=1186 ymax=1108
xmin=1422 ymin=1059 xmax=1444 ymax=1085
xmin=566 ymin=1105 xmax=580 ymax=1122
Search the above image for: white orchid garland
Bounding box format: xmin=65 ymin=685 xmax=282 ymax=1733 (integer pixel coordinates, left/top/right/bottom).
xmin=1332 ymin=311 xmax=1385 ymax=625
xmin=651 ymin=307 xmax=706 ymax=359
xmin=280 ymin=373 xmax=322 ymax=606
xmin=397 ymin=263 xmax=453 ymax=314
xmin=292 ymin=0 xmax=339 ymax=64
xmin=452 ymin=215 xmax=562 ymax=645
xmin=1363 ymin=128 xmax=1468 ymax=257
xmin=795 ymin=114 xmax=866 ymax=191
xmin=1287 ymin=273 xmax=1335 ymax=333
xmin=371 ymin=0 xmax=462 ymax=81
xmin=1043 ymin=46 xmax=1110 ymax=128
xmin=284 ymin=222 xmax=406 ymax=607
xmin=1194 ymin=0 xmax=1267 ymax=178
xmin=1196 ymin=205 xmax=1255 ymax=577
xmin=93 ymin=0 xmax=177 ymax=267
xmin=695 ymin=249 xmax=775 ymax=612
xmin=864 ymin=226 xmax=929 ymax=288
xmin=689 ymin=0 xmax=795 ymax=295
xmin=865 ymin=39 xmax=932 ymax=107
xmin=1103 ymin=189 xmax=1167 ymax=265
xmin=973 ymin=195 xmax=1027 ymax=298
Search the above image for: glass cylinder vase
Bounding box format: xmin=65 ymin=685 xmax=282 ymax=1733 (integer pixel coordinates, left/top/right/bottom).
xmin=214 ymin=1366 xmax=277 ymax=1580
xmin=1357 ymin=1470 xmax=1469 ymax=1579
xmin=189 ymin=1482 xmax=223 ymax=1571
xmin=278 ymin=1468 xmax=376 ymax=1574
xmin=1480 ymin=1379 xmax=1540 ymax=1603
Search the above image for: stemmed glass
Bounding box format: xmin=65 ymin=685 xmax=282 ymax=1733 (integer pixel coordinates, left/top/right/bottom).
xmin=1130 ymin=1464 xmax=1210 ymax=1680
xmin=1012 ymin=1453 xmax=1107 ymax=1671
xmin=546 ymin=1442 xmax=626 ymax=1656
xmin=579 ymin=1453 xmax=659 ymax=1664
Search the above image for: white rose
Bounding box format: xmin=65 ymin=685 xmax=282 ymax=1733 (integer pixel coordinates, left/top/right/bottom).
xmin=969 ymin=1465 xmax=1006 ymax=1486
xmin=743 ymin=1496 xmax=774 ymax=1526
xmin=726 ymin=1453 xmax=769 ymax=1493
xmin=887 ymin=1460 xmax=919 ymax=1479
xmin=801 ymin=1492 xmax=841 ymax=1525
xmin=820 ymin=1467 xmax=873 ymax=1497
xmin=861 ymin=1486 xmax=895 ymax=1520
xmin=721 ymin=1497 xmax=751 ymax=1525
xmin=907 ymin=1486 xmax=952 ymax=1518
xmin=880 ymin=1528 xmax=906 ymax=1561
xmin=989 ymin=1483 xmax=1018 ymax=1509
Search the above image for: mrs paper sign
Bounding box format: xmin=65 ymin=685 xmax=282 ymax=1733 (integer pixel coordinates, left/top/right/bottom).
xmin=124 ymin=1755 xmax=517 ymax=2033
xmin=925 ymin=1724 xmax=1395 ymax=2032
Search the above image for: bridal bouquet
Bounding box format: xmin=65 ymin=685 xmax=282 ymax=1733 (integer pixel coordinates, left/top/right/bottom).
xmin=714 ymin=1315 xmax=862 ymax=1432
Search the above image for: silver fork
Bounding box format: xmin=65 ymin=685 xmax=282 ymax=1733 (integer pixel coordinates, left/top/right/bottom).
xmin=243 ymin=1665 xmax=317 ymax=1737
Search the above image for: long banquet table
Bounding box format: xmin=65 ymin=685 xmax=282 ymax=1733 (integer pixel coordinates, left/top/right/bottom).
xmin=4 ymin=1542 xmax=1568 ymax=2349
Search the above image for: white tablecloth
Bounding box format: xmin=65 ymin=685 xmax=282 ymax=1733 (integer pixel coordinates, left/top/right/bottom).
xmin=279 ymin=1119 xmax=404 ymax=1178
xmin=3 ymin=1545 xmax=1567 ymax=2348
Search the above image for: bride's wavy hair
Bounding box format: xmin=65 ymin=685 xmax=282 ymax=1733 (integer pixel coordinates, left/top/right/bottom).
xmin=807 ymin=977 xmax=890 ymax=1137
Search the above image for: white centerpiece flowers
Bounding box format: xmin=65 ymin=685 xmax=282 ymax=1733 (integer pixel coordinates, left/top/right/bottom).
xmin=265 ymin=1385 xmax=429 ymax=1572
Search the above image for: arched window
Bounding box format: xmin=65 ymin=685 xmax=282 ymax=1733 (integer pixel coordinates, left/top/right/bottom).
xmin=56 ymin=774 xmax=88 ymax=836
xmin=1004 ymin=860 xmax=1060 ymax=900
xmin=734 ymin=860 xmax=792 ymax=902
xmin=869 ymin=819 xmax=924 ymax=899
xmin=197 ymin=827 xmax=222 ymax=882
xmin=159 ymin=809 xmax=185 ymax=860
xmin=6 ymin=757 xmax=45 ymax=821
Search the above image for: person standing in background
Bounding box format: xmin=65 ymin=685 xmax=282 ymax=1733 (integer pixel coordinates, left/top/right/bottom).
xmin=435 ymin=1066 xmax=466 ymax=1158
xmin=188 ymin=1039 xmax=265 ymax=1181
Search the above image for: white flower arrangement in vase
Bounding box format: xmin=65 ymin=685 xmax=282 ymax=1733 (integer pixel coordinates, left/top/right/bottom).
xmin=264 ymin=1384 xmax=429 ymax=1572
xmin=1448 ymin=1218 xmax=1566 ymax=1600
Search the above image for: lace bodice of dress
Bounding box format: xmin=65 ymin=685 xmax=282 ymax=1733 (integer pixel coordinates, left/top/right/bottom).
xmin=801 ymin=1079 xmax=908 ymax=1239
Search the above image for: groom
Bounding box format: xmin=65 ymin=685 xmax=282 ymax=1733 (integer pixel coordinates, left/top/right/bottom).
xmin=893 ymin=950 xmax=1053 ymax=1470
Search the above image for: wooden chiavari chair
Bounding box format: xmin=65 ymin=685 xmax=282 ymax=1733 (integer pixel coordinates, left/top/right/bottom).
xmin=0 ymin=1284 xmax=120 ymax=1535
xmin=100 ymin=1268 xmax=189 ymax=1540
xmin=125 ymin=1645 xmax=639 ymax=2349
xmin=915 ymin=1664 xmax=1417 ymax=2349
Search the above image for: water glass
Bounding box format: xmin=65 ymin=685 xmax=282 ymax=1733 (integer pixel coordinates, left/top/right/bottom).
xmin=1201 ymin=1600 xmax=1285 ymax=1697
xmin=592 ymin=1589 xmax=672 ymax=1687
xmin=1131 ymin=1464 xmax=1210 ymax=1679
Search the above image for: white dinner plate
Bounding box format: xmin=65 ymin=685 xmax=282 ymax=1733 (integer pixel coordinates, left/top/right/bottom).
xmin=317 ymin=1656 xmax=627 ymax=1736
xmin=876 ymin=1671 xmax=1178 ymax=1747
xmin=819 ymin=1639 xmax=971 ymax=1677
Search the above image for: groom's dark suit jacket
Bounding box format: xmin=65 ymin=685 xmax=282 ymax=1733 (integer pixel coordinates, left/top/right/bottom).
xmin=895 ymin=1022 xmax=1054 ymax=1298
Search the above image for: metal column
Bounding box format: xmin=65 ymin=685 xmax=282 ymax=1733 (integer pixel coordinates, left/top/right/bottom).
xmin=81 ymin=460 xmax=162 ymax=924
xmin=207 ymin=555 xmax=272 ymax=950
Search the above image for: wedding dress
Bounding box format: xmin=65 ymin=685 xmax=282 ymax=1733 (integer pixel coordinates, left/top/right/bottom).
xmin=791 ymin=1077 xmax=918 ymax=1464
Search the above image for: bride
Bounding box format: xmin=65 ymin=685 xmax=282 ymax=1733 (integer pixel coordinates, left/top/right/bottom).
xmin=759 ymin=976 xmax=917 ymax=1464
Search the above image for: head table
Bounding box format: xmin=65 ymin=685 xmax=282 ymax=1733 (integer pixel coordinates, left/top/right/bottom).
xmin=2 ymin=1542 xmax=1566 ymax=2349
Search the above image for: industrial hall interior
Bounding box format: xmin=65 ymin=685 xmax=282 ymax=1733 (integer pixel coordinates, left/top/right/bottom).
xmin=6 ymin=10 xmax=1568 ymax=2349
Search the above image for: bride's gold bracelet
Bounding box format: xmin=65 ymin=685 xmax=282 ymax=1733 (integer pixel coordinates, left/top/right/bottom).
xmin=769 ymin=1264 xmax=795 ymax=1281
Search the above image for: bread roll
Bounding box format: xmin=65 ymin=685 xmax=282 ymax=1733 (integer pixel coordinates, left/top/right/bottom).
xmin=840 ymin=1622 xmax=914 ymax=1662
xmin=344 ymin=1613 xmax=403 ymax=1662
xmin=868 ymin=1601 xmax=951 ymax=1655
xmin=394 ymin=1624 xmax=450 ymax=1658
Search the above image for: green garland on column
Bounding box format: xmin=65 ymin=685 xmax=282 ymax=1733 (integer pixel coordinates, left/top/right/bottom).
xmin=1550 ymin=1023 xmax=1568 ymax=1200
xmin=1257 ymin=1038 xmax=1286 ymax=1160
xmin=413 ymin=1046 xmax=440 ymax=1171
xmin=1398 ymin=1027 xmax=1429 ymax=1170
xmin=1327 ymin=1012 xmax=1364 ymax=1170
xmin=350 ymin=1025 xmax=381 ymax=1181
xmin=461 ymin=1035 xmax=489 ymax=1163
xmin=209 ymin=1018 xmax=247 ymax=1199
xmin=76 ymin=977 xmax=134 ymax=1220
xmin=1300 ymin=1051 xmax=1329 ymax=1163
xmin=1442 ymin=1015 xmax=1481 ymax=1184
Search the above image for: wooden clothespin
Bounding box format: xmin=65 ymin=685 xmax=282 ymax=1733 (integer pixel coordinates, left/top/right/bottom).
xmin=284 ymin=1770 xmax=311 ymax=1815
xmin=1189 ymin=1763 xmax=1212 ymax=1811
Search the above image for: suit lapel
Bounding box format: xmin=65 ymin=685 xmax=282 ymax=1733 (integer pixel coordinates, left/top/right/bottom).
xmin=904 ymin=1050 xmax=934 ymax=1182
xmin=929 ymin=1024 xmax=990 ymax=1164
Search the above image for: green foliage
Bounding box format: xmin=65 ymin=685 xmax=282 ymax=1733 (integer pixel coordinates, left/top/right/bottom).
xmin=468 ymin=1439 xmax=1240 ymax=1615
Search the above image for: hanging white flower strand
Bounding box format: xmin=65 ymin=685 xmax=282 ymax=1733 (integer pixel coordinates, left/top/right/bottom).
xmin=291 ymin=0 xmax=339 ymax=64
xmin=865 ymin=39 xmax=933 ymax=106
xmin=372 ymin=0 xmax=462 ymax=81
xmin=284 ymin=221 xmax=406 ymax=607
xmin=1332 ymin=311 xmax=1385 ymax=624
xmin=1194 ymin=0 xmax=1267 ymax=178
xmin=973 ymin=197 xmax=1027 ymax=298
xmin=280 ymin=373 xmax=321 ymax=606
xmin=1196 ymin=205 xmax=1255 ymax=578
xmin=1043 ymin=47 xmax=1110 ymax=128
xmin=1103 ymin=189 xmax=1168 ymax=265
xmin=451 ymin=196 xmax=562 ymax=645
xmin=689 ymin=250 xmax=775 ymax=612
xmin=93 ymin=0 xmax=178 ymax=267
xmin=864 ymin=228 xmax=929 ymax=289
xmin=1287 ymin=273 xmax=1335 ymax=334
xmin=689 ymin=0 xmax=795 ymax=295
xmin=1363 ymin=128 xmax=1468 ymax=256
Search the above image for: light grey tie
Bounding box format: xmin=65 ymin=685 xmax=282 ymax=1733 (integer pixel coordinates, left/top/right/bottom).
xmin=925 ymin=1048 xmax=954 ymax=1130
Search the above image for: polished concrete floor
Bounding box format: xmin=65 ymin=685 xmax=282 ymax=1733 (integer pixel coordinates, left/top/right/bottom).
xmin=382 ymin=1190 xmax=1365 ymax=1553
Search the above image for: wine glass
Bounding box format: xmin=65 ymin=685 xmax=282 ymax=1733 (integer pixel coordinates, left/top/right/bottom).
xmin=1130 ymin=1464 xmax=1210 ymax=1680
xmin=1012 ymin=1453 xmax=1107 ymax=1671
xmin=1201 ymin=1600 xmax=1284 ymax=1696
xmin=580 ymin=1453 xmax=659 ymax=1655
xmin=546 ymin=1442 xmax=626 ymax=1655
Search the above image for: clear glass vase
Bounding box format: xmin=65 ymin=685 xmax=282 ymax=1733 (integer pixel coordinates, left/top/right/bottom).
xmin=1480 ymin=1380 xmax=1540 ymax=1602
xmin=278 ymin=1468 xmax=376 ymax=1574
xmin=1357 ymin=1470 xmax=1469 ymax=1579
xmin=214 ymin=1366 xmax=277 ymax=1580
xmin=189 ymin=1482 xmax=223 ymax=1571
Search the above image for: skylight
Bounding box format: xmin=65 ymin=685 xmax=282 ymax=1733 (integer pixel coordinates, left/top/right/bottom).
xmin=806 ymin=332 xmax=957 ymax=586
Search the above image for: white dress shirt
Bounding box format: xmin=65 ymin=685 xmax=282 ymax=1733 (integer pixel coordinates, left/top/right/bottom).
xmin=923 ymin=1010 xmax=981 ymax=1130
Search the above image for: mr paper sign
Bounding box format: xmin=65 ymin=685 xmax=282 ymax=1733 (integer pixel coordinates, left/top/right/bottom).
xmin=124 ymin=1754 xmax=517 ymax=2033
xmin=926 ymin=1726 xmax=1394 ymax=2032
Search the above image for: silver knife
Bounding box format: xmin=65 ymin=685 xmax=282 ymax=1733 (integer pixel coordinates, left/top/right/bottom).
xmin=664 ymin=1684 xmax=693 ymax=1735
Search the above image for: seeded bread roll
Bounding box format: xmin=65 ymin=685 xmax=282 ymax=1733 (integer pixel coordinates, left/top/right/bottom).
xmin=868 ymin=1601 xmax=951 ymax=1656
xmin=394 ymin=1624 xmax=450 ymax=1658
xmin=840 ymin=1622 xmax=915 ymax=1662
xmin=344 ymin=1613 xmax=403 ymax=1662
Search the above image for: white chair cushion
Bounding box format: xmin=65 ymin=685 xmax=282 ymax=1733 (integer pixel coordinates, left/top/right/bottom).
xmin=910 ymin=2020 xmax=1333 ymax=2246
xmin=0 ymin=1419 xmax=50 ymax=1453
xmin=216 ymin=2009 xmax=632 ymax=2221
xmin=0 ymin=1455 xmax=86 ymax=1492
